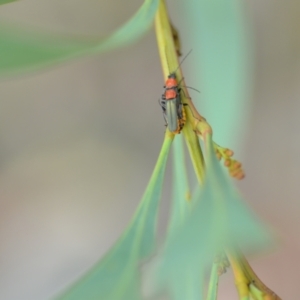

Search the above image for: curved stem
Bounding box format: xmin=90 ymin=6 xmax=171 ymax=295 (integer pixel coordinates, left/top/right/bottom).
xmin=227 ymin=249 xmax=282 ymax=300
xmin=155 ymin=0 xmax=205 ymax=184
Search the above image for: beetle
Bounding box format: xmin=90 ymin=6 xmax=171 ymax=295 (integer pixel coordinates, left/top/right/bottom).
xmin=159 ymin=72 xmax=185 ymax=133
xmin=159 ymin=50 xmax=195 ymax=133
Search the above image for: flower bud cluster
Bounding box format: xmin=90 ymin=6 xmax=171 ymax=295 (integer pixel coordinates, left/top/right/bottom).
xmin=214 ymin=144 xmax=245 ymax=180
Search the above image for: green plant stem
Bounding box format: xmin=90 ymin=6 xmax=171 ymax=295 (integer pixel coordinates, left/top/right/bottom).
xmin=228 ymin=250 xmax=281 ymax=300
xmin=182 ymin=121 xmax=205 ymax=184
xmin=203 ymin=132 xmax=281 ymax=300
xmin=249 ymin=283 xmax=265 ymax=300
xmin=154 ymin=0 xmax=205 ymax=184
xmin=206 ymin=261 xmax=220 ymax=300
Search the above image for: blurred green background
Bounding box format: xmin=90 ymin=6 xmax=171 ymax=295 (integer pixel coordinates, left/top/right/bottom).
xmin=0 ymin=0 xmax=299 ymax=299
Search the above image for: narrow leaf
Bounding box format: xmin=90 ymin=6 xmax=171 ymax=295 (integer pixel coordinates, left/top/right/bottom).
xmin=56 ymin=134 xmax=173 ymax=300
xmin=183 ymin=0 xmax=252 ymax=150
xmin=203 ymin=134 xmax=273 ymax=252
xmin=206 ymin=261 xmax=219 ymax=300
xmin=0 ymin=0 xmax=159 ymax=76
xmin=168 ymin=134 xmax=191 ymax=231
xmin=0 ymin=0 xmax=17 ymax=5
xmin=149 ymin=134 xmax=272 ymax=299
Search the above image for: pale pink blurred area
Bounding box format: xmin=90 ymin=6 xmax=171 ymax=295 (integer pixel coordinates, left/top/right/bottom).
xmin=0 ymin=1 xmax=299 ymax=299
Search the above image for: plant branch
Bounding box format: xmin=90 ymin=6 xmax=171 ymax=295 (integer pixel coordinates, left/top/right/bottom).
xmin=154 ymin=0 xmax=205 ymax=184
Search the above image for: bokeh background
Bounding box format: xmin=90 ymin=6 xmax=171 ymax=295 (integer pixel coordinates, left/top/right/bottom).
xmin=0 ymin=0 xmax=299 ymax=299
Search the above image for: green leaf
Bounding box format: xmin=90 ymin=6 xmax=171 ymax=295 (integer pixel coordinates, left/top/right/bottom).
xmin=149 ymin=134 xmax=272 ymax=299
xmin=0 ymin=0 xmax=159 ymax=76
xmin=206 ymin=261 xmax=219 ymax=300
xmin=182 ymin=1 xmax=252 ymax=151
xmin=0 ymin=0 xmax=17 ymax=5
xmin=168 ymin=135 xmax=191 ymax=231
xmin=202 ymin=134 xmax=273 ymax=252
xmin=146 ymin=136 xmax=205 ymax=300
xmin=55 ymin=134 xmax=173 ymax=300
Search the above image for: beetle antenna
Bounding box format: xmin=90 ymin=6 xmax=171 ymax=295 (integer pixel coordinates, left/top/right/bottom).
xmin=173 ymin=49 xmax=192 ymax=73
xmin=183 ymin=86 xmax=201 ymax=94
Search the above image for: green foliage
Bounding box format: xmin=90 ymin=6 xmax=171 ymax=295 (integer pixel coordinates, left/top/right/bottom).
xmin=206 ymin=262 xmax=219 ymax=300
xmin=147 ymin=134 xmax=272 ymax=300
xmin=0 ymin=1 xmax=278 ymax=299
xmin=0 ymin=0 xmax=17 ymax=5
xmin=168 ymin=135 xmax=191 ymax=230
xmin=0 ymin=0 xmax=159 ymax=76
xmin=184 ymin=1 xmax=252 ymax=150
xmin=56 ymin=135 xmax=173 ymax=300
